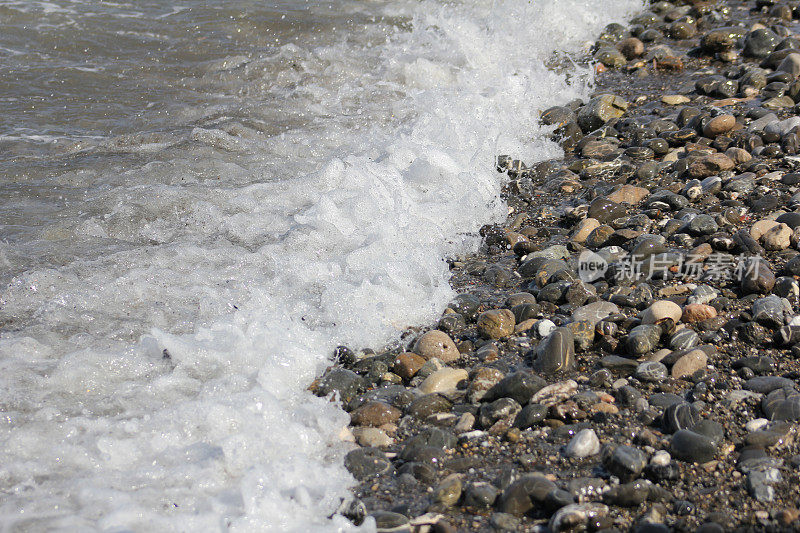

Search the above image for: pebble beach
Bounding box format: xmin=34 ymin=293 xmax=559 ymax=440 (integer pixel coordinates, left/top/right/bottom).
xmin=312 ymin=0 xmax=800 ymax=531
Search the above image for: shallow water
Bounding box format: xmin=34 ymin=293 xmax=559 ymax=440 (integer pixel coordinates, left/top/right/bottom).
xmin=0 ymin=0 xmax=641 ymax=530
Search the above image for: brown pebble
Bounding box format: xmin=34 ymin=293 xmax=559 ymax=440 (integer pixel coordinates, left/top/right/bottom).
xmin=392 ymin=352 xmax=426 ymax=380
xmin=350 ymin=401 xmax=402 ymax=427
xmin=702 ymin=114 xmax=735 ymax=137
xmin=618 ymin=37 xmax=645 ymax=59
xmin=413 ymin=330 xmax=460 ymax=362
xmin=682 ymin=304 xmax=717 ymax=323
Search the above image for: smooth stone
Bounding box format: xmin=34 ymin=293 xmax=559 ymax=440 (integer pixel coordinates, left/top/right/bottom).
xmin=778 ymin=53 xmax=800 ymax=78
xmin=392 ymin=352 xmax=426 ymax=380
xmin=483 ymin=371 xmax=546 ymax=405
xmin=477 ymin=309 xmax=516 ymax=339
xmin=565 ymin=428 xmax=601 ymax=458
xmin=776 ymin=212 xmax=800 ymax=229
xmin=577 ymin=94 xmax=629 ymax=132
xmin=687 ymin=153 xmax=734 ymax=178
xmin=513 ymin=403 xmax=548 ymax=429
xmin=671 ymin=349 xmax=708 ymax=379
xmin=762 ymin=223 xmax=792 ymax=250
xmin=691 ymin=420 xmax=725 ymax=446
xmin=688 ymin=285 xmax=717 ymax=305
xmin=669 ymin=328 xmax=699 ymax=351
xmin=603 ymin=445 xmax=647 ymax=481
xmin=703 ymin=114 xmax=735 ymax=137
xmin=536 ymin=319 xmax=557 ymax=337
xmin=745 ymin=376 xmax=796 ymax=394
xmin=350 ymin=401 xmax=402 ymax=427
xmin=533 ymin=327 xmax=575 ymax=374
xmin=740 ymin=258 xmax=775 ymax=294
xmin=642 ymin=300 xmax=682 ymax=325
xmin=345 ymin=447 xmax=392 ymax=480
xmin=687 ymin=214 xmax=718 ymax=236
xmin=418 ymin=368 xmax=468 ymax=394
xmin=407 ymin=394 xmax=453 ymax=419
xmin=682 ymin=304 xmax=717 ymax=323
xmin=572 ymin=301 xmax=619 ymax=326
xmin=413 ymin=330 xmax=460 ymax=363
xmin=313 ymin=368 xmax=366 ymax=403
xmin=602 ymin=480 xmax=650 ymax=507
xmin=607 ymin=184 xmax=650 ymax=205
xmin=588 ymin=197 xmax=628 ymax=224
xmin=352 ymin=427 xmax=394 ymax=448
xmin=549 ymin=503 xmax=609 ymax=533
xmin=618 ymin=37 xmax=644 ymax=59
xmin=762 ymin=388 xmax=800 ymax=421
xmin=743 ymin=28 xmax=778 ymax=58
xmin=498 ymin=474 xmax=557 ymax=516
xmin=371 ymin=511 xmax=409 ymax=531
xmin=635 ymin=361 xmax=668 ymax=382
xmin=463 ymin=482 xmax=499 ymax=508
xmin=752 ymin=295 xmax=787 ymax=329
xmin=433 ymin=475 xmax=462 ymax=507
xmin=627 ymin=324 xmax=663 ymax=355
xmin=670 ymin=430 xmax=717 ymax=463
xmin=662 ymin=402 xmax=699 ymax=433
xmin=572 ymin=218 xmax=600 ymax=243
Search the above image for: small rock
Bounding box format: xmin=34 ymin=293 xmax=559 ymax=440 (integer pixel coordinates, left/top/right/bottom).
xmin=642 ymin=300 xmax=682 ymax=325
xmin=671 ymin=348 xmax=708 ymax=379
xmin=682 ymin=304 xmax=717 ymax=323
xmin=565 ymin=428 xmax=601 ymax=458
xmin=603 ymin=445 xmax=647 ymax=481
xmin=392 ymin=352 xmax=426 ymax=380
xmin=607 ymin=184 xmax=650 ymax=205
xmin=635 ymin=361 xmax=668 ymax=382
xmin=477 ymin=309 xmax=516 ymax=340
xmin=414 ymin=331 xmax=460 ymax=363
xmin=687 ymin=153 xmax=734 ymax=179
xmin=345 ymin=447 xmax=392 ymax=480
xmin=352 ymin=427 xmax=394 ymax=448
xmin=627 ymin=324 xmax=663 ymax=355
xmin=419 ymin=368 xmax=468 ymax=394
xmin=549 ymin=503 xmax=609 ymax=533
xmin=433 ymin=475 xmax=462 ymax=507
xmin=533 ymin=327 xmax=575 ymax=374
xmin=572 ymin=218 xmax=600 ymax=243
xmin=577 ymin=94 xmax=629 ymax=132
xmin=670 ymin=430 xmax=717 ymax=463
xmin=762 ymin=223 xmax=792 ymax=250
xmin=703 ymin=115 xmax=735 ymax=137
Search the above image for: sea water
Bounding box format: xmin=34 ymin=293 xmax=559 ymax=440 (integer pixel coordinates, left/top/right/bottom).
xmin=0 ymin=0 xmax=641 ymax=530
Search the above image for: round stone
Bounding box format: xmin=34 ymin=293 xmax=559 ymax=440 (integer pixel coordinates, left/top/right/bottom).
xmin=670 ymin=430 xmax=717 ymax=463
xmin=703 ymin=114 xmax=735 ymax=137
xmin=413 ymin=330 xmax=460 ymax=362
xmin=418 ymin=368 xmax=468 ymax=394
xmin=477 ymin=308 xmax=516 ymax=339
xmin=682 ymin=304 xmax=717 ymax=323
xmin=635 ymin=361 xmax=668 ymax=382
xmin=642 ymin=300 xmax=682 ymax=325
xmin=350 ymin=401 xmax=402 ymax=427
xmin=565 ymin=428 xmax=601 ymax=458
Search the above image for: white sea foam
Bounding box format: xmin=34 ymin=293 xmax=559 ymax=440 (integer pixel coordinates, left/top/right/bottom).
xmin=0 ymin=0 xmax=641 ymax=530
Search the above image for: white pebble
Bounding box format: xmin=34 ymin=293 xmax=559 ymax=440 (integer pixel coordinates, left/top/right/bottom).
xmin=745 ymin=418 xmax=770 ymax=432
xmin=650 ymin=450 xmax=671 ymax=467
xmin=536 ymin=319 xmax=557 ymax=338
xmin=564 ymin=428 xmax=601 ymax=458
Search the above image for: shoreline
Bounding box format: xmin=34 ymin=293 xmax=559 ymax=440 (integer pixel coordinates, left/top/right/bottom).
xmin=312 ymin=0 xmax=800 ymax=531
